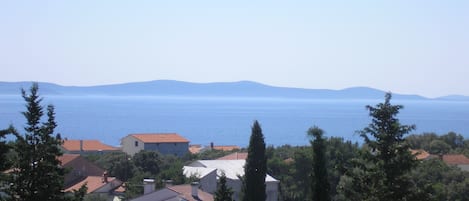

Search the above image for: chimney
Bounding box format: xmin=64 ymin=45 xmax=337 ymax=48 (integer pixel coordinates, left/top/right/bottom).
xmin=143 ymin=179 xmax=155 ymax=195
xmin=80 ymin=140 xmax=84 ymax=152
xmin=191 ymin=182 xmax=199 ymax=198
xmin=102 ymin=170 xmax=108 ymax=183
xmin=210 ymin=142 xmax=214 ymax=150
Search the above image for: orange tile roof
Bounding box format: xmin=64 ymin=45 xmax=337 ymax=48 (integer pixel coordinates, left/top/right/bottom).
xmin=189 ymin=145 xmax=203 ymax=154
xmin=212 ymin=145 xmax=240 ymax=151
xmin=442 ymin=154 xmax=469 ymax=165
xmin=62 ymin=140 xmax=119 ymax=151
xmin=216 ymin=152 xmax=248 ymax=160
xmin=130 ymin=133 xmax=190 ymax=143
xmin=65 ymin=176 xmax=119 ymax=193
xmin=284 ymin=158 xmax=294 ymax=164
xmin=168 ymin=184 xmax=214 ymax=201
xmin=58 ymin=154 xmax=81 ymax=165
xmin=410 ymin=149 xmax=430 ymax=160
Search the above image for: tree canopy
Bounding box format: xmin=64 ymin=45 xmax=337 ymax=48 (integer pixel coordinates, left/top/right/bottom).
xmin=309 ymin=126 xmax=331 ymax=201
xmin=242 ymin=120 xmax=267 ymax=201
xmin=8 ymin=83 xmax=67 ymax=201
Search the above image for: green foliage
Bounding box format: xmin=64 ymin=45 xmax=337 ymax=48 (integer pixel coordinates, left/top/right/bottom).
xmin=8 ymin=83 xmax=67 ymax=201
xmin=325 ymin=137 xmax=360 ymax=197
xmin=0 ymin=126 xmax=13 ymax=172
xmin=86 ymin=152 xmax=136 ymax=182
xmin=409 ymin=158 xmax=469 ymax=201
xmin=158 ymin=155 xmax=186 ymax=186
xmin=345 ymin=93 xmax=418 ymax=201
xmin=133 ymin=150 xmax=161 ymax=175
xmin=0 ymin=127 xmax=13 ymax=201
xmin=124 ymin=171 xmax=152 ymax=199
xmin=112 ymin=155 xmax=136 ymax=182
xmin=242 ymin=120 xmax=267 ymax=201
xmin=406 ymin=132 xmax=439 ymax=149
xmin=427 ymin=140 xmax=451 ymax=154
xmin=66 ymin=184 xmax=87 ymax=201
xmin=406 ymin=132 xmax=469 ymax=155
xmin=215 ymin=173 xmax=234 ymax=201
xmin=193 ymin=149 xmax=242 ymax=160
xmin=264 ymin=138 xmax=359 ymax=201
xmin=308 ymin=126 xmax=330 ymax=201
xmin=83 ymin=194 xmax=108 ymax=201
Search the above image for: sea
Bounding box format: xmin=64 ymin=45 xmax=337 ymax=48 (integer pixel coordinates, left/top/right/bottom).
xmin=1 ymin=95 xmax=469 ymax=148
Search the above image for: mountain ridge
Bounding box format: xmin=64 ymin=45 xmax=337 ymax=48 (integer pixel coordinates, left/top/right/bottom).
xmin=0 ymin=80 xmax=466 ymax=101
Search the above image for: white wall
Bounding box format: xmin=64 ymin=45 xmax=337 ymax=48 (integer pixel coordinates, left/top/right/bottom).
xmin=199 ymin=170 xmax=217 ymax=193
xmin=121 ymin=135 xmax=143 ymax=156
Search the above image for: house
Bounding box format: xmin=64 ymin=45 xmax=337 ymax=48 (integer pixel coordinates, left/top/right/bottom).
xmin=130 ymin=179 xmax=213 ymax=201
xmin=121 ymin=133 xmax=189 ymax=157
xmin=59 ymin=154 xmax=105 ymax=187
xmin=59 ymin=154 xmax=123 ymax=200
xmin=65 ymin=175 xmax=123 ymax=200
xmin=441 ymin=154 xmax=469 ymax=171
xmin=183 ymin=160 xmax=279 ymax=201
xmin=183 ymin=166 xmax=217 ymax=193
xmin=61 ymin=139 xmax=120 ymax=155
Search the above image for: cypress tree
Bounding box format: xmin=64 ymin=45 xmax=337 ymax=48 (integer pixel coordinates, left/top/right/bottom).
xmin=308 ymin=126 xmax=331 ymax=201
xmin=8 ymin=83 xmax=67 ymax=201
xmin=242 ymin=120 xmax=267 ymax=201
xmin=214 ymin=172 xmax=234 ymax=201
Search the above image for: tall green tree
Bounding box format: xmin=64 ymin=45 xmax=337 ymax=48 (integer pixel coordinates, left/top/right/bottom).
xmin=242 ymin=120 xmax=267 ymax=201
xmin=133 ymin=150 xmax=161 ymax=175
xmin=308 ymin=126 xmax=330 ymax=201
xmin=8 ymin=83 xmax=67 ymax=201
xmin=215 ymin=172 xmax=234 ymax=201
xmin=358 ymin=93 xmax=418 ymax=201
xmin=0 ymin=126 xmax=13 ymax=172
xmin=0 ymin=126 xmax=13 ymax=201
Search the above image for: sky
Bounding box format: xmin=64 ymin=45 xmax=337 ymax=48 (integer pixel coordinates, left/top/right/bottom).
xmin=0 ymin=1 xmax=468 ymax=98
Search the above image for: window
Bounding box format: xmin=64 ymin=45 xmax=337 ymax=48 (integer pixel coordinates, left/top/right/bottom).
xmin=135 ymin=141 xmax=138 ymax=147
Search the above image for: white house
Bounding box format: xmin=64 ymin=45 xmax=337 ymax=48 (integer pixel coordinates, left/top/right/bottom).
xmin=121 ymin=133 xmax=189 ymax=156
xmin=183 ymin=160 xmax=279 ymax=201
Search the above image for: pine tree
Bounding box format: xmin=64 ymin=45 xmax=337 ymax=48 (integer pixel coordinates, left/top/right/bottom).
xmin=0 ymin=127 xmax=12 ymax=172
xmin=0 ymin=125 xmax=14 ymax=201
xmin=8 ymin=83 xmax=67 ymax=201
xmin=308 ymin=126 xmax=331 ymax=201
xmin=242 ymin=120 xmax=267 ymax=201
xmin=358 ymin=93 xmax=418 ymax=201
xmin=215 ymin=172 xmax=234 ymax=201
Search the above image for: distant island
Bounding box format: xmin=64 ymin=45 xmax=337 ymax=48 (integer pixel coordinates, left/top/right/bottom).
xmin=0 ymin=80 xmax=468 ymax=101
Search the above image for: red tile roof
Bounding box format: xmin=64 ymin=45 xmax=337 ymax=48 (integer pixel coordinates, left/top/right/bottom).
xmin=130 ymin=133 xmax=190 ymax=143
xmin=212 ymin=145 xmax=240 ymax=151
xmin=189 ymin=145 xmax=203 ymax=154
xmin=62 ymin=140 xmax=119 ymax=152
xmin=411 ymin=149 xmax=430 ymax=160
xmin=58 ymin=154 xmax=81 ymax=165
xmin=442 ymin=154 xmax=469 ymax=165
xmin=168 ymin=184 xmax=214 ymax=201
xmin=59 ymin=154 xmax=106 ymax=187
xmin=216 ymin=152 xmax=248 ymax=160
xmin=65 ymin=176 xmax=120 ymax=193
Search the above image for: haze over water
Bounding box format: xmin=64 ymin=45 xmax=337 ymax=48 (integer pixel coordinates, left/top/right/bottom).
xmin=1 ymin=95 xmax=468 ymax=147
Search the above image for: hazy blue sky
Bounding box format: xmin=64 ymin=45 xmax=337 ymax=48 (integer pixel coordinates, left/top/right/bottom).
xmin=1 ymin=1 xmax=468 ymax=97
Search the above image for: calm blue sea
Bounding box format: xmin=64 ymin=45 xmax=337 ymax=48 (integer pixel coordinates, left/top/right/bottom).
xmin=1 ymin=95 xmax=469 ymax=147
